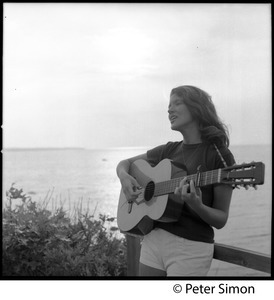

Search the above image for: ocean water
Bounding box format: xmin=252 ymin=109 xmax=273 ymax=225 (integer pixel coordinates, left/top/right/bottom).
xmin=2 ymin=144 xmax=272 ymax=276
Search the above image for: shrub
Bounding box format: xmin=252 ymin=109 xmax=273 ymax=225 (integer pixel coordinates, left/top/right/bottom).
xmin=2 ymin=184 xmax=127 ymax=276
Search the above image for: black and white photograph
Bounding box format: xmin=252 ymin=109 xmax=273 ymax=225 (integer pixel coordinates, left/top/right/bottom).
xmin=2 ymin=2 xmax=272 ymax=297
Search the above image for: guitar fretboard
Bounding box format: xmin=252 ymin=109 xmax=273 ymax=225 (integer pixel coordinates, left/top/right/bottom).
xmin=154 ymin=169 xmax=222 ymax=196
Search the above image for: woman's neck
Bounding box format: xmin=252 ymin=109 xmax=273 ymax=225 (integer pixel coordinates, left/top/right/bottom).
xmin=180 ymin=125 xmax=202 ymax=144
xmin=182 ymin=135 xmax=202 ymax=144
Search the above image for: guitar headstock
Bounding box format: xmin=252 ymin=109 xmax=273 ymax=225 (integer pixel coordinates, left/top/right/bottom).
xmin=220 ymin=162 xmax=265 ymax=189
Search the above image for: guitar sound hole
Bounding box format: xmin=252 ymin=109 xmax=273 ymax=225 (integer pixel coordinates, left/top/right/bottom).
xmin=144 ymin=181 xmax=155 ymax=201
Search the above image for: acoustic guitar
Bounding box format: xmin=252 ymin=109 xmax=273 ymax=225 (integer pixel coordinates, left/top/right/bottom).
xmin=117 ymin=159 xmax=265 ymax=236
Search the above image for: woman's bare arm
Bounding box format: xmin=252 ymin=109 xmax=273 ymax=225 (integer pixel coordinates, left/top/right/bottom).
xmin=116 ymin=153 xmax=148 ymax=201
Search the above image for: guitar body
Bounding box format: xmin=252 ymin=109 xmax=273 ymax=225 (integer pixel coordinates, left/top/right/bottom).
xmin=117 ymin=159 xmax=184 ymax=236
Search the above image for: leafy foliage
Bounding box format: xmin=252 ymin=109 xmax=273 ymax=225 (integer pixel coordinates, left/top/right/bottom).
xmin=2 ymin=184 xmax=127 ymax=277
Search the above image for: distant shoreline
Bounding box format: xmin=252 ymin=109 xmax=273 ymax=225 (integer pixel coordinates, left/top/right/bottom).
xmin=3 ymin=147 xmax=86 ymax=152
xmin=2 ymin=144 xmax=271 ymax=152
xmin=2 ymin=144 xmax=271 ymax=153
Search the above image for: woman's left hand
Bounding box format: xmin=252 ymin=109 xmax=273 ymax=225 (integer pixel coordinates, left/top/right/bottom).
xmin=174 ymin=178 xmax=203 ymax=211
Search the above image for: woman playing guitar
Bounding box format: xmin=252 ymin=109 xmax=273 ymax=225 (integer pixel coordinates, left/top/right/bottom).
xmin=116 ymin=85 xmax=235 ymax=276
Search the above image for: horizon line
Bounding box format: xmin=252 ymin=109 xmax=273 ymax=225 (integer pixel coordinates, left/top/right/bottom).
xmin=2 ymin=143 xmax=271 ymax=151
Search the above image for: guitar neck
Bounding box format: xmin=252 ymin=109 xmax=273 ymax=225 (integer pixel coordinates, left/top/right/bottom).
xmin=154 ymin=169 xmax=221 ymax=196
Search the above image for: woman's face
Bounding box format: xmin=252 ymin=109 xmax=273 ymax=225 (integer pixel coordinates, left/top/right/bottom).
xmin=168 ymin=94 xmax=195 ymax=132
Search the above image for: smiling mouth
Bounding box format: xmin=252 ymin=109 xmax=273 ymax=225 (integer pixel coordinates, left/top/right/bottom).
xmin=169 ymin=116 xmax=177 ymax=123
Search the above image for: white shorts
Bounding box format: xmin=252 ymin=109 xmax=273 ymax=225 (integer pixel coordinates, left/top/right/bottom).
xmin=139 ymin=228 xmax=214 ymax=276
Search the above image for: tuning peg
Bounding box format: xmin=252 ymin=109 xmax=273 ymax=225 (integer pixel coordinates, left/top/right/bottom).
xmin=244 ymin=185 xmax=249 ymax=190
xmin=252 ymin=184 xmax=258 ymax=190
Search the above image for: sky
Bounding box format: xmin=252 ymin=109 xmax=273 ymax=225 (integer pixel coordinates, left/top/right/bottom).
xmin=3 ymin=3 xmax=272 ymax=149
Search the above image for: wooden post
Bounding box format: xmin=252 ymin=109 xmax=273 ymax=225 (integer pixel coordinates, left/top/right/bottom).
xmin=126 ymin=235 xmax=141 ymax=276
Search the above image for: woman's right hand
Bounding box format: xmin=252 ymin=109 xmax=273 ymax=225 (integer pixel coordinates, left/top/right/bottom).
xmin=116 ymin=153 xmax=148 ymax=202
xmin=120 ymin=173 xmax=141 ymax=202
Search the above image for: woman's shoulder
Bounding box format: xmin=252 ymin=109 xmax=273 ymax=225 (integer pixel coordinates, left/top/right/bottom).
xmin=165 ymin=140 xmax=183 ymax=148
xmin=163 ymin=140 xmax=184 ymax=154
xmin=146 ymin=141 xmax=183 ymax=166
xmin=147 ymin=140 xmax=182 ymax=153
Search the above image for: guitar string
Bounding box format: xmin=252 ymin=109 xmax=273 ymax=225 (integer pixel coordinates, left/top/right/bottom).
xmin=144 ymin=168 xmax=256 ymax=197
xmin=144 ymin=169 xmax=222 ymax=196
xmin=152 ymin=168 xmax=255 ymax=195
xmin=156 ymin=172 xmax=221 ymax=195
xmin=127 ymin=163 xmax=259 ymax=203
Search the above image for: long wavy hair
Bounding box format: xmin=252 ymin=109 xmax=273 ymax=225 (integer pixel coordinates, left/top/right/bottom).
xmin=170 ymin=85 xmax=230 ymax=147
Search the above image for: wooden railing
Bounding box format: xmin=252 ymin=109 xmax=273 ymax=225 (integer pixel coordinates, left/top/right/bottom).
xmin=126 ymin=235 xmax=271 ymax=276
xmin=213 ymin=243 xmax=271 ymax=274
